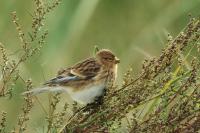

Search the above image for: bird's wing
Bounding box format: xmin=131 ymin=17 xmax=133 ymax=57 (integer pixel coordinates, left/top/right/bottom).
xmin=44 ymin=58 xmax=101 ymax=85
xmin=71 ymin=58 xmax=101 ymax=79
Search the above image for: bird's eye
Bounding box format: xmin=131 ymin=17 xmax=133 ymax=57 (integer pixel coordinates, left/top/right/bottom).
xmin=104 ymin=57 xmax=112 ymax=61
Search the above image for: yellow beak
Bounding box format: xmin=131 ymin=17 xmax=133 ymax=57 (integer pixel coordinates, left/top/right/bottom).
xmin=115 ymin=57 xmax=120 ymax=64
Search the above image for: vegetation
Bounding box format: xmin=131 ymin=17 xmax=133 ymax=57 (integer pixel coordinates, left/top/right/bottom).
xmin=0 ymin=0 xmax=200 ymax=133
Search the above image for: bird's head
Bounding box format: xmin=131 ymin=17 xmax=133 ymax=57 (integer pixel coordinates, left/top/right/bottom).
xmin=96 ymin=49 xmax=120 ymax=67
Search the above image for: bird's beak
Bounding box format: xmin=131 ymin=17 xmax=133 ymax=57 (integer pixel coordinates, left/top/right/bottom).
xmin=115 ymin=57 xmax=120 ymax=64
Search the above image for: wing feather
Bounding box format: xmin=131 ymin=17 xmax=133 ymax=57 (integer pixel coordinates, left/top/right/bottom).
xmin=44 ymin=58 xmax=101 ymax=86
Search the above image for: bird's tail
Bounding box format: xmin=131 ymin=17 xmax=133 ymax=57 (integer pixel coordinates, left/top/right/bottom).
xmin=22 ymin=86 xmax=67 ymax=96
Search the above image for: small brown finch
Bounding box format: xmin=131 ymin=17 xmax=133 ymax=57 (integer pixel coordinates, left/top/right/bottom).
xmin=23 ymin=49 xmax=120 ymax=105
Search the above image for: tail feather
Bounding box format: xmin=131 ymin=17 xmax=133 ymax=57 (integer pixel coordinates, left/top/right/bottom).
xmin=22 ymin=87 xmax=67 ymax=96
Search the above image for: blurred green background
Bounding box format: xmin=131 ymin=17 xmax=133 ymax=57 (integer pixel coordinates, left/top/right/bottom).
xmin=0 ymin=0 xmax=200 ymax=132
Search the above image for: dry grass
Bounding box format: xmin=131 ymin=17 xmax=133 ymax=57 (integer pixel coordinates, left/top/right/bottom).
xmin=0 ymin=0 xmax=200 ymax=133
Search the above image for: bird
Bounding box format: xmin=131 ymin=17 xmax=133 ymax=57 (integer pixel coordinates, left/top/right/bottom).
xmin=23 ymin=49 xmax=120 ymax=105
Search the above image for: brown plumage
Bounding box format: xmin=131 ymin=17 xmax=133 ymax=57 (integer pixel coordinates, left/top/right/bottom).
xmin=23 ymin=49 xmax=120 ymax=104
